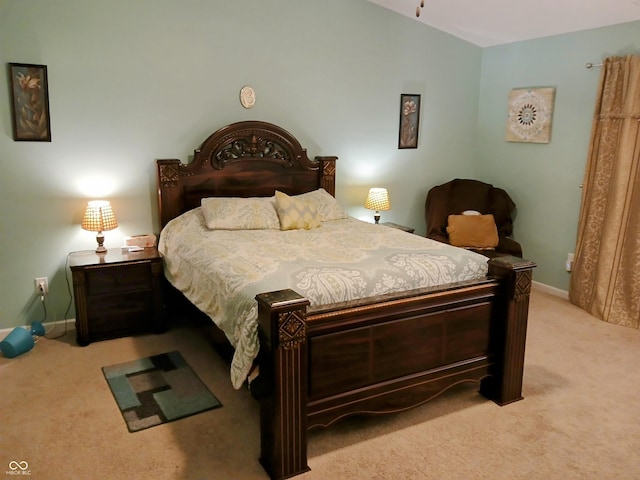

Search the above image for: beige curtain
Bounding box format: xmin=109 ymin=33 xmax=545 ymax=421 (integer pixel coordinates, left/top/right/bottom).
xmin=569 ymin=55 xmax=640 ymax=329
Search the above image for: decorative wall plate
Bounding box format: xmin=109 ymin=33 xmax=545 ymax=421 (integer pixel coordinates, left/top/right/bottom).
xmin=505 ymin=87 xmax=555 ymax=143
xmin=240 ymin=85 xmax=256 ymax=109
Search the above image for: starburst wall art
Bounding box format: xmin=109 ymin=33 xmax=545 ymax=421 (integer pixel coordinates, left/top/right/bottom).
xmin=505 ymin=87 xmax=555 ymax=144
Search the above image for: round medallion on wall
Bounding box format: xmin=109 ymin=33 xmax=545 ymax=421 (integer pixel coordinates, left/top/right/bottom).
xmin=240 ymin=86 xmax=256 ymax=109
xmin=505 ymin=87 xmax=555 ymax=143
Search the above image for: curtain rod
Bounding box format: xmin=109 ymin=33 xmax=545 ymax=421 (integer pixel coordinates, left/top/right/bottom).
xmin=585 ymin=62 xmax=603 ymax=69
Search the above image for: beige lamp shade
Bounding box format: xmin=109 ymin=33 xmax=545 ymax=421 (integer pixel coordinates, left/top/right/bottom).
xmin=364 ymin=188 xmax=390 ymax=224
xmin=81 ymin=200 xmax=118 ymax=253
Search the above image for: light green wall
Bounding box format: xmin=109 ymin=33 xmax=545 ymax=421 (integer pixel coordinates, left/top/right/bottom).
xmin=476 ymin=21 xmax=640 ymax=291
xmin=0 ymin=0 xmax=482 ymax=329
xmin=5 ymin=1 xmax=636 ymax=331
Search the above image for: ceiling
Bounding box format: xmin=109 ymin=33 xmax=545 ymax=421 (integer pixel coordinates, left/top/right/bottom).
xmin=369 ymin=0 xmax=640 ymax=47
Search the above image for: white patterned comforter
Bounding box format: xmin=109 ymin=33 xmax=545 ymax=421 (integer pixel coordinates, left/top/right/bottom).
xmin=159 ymin=208 xmax=489 ymax=389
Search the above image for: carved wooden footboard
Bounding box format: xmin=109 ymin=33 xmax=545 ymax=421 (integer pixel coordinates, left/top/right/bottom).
xmin=256 ymin=256 xmax=534 ymax=480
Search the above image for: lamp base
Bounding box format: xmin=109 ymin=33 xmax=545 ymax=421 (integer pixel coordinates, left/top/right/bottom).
xmin=95 ymin=232 xmax=107 ymax=253
xmin=374 ymin=212 xmax=381 ymax=224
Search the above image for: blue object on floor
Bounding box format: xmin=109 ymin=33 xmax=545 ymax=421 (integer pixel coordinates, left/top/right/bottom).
xmin=30 ymin=321 xmax=45 ymax=337
xmin=0 ymin=327 xmax=35 ymax=358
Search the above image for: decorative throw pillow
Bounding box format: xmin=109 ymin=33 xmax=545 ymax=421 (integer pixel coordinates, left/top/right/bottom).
xmin=446 ymin=214 xmax=499 ymax=249
xmin=201 ymin=197 xmax=280 ymax=230
xmin=274 ymin=190 xmax=322 ymax=230
xmin=294 ymin=188 xmax=349 ymax=221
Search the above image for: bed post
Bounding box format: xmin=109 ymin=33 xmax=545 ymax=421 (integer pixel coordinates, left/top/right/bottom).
xmin=483 ymin=255 xmax=537 ymax=406
xmin=156 ymin=158 xmax=183 ymax=229
xmin=256 ymin=289 xmax=311 ymax=480
xmin=315 ymin=156 xmax=337 ymax=196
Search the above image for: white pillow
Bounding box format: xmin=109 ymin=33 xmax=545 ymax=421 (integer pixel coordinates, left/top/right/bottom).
xmin=201 ymin=197 xmax=280 ymax=230
xmin=294 ymin=188 xmax=348 ymax=221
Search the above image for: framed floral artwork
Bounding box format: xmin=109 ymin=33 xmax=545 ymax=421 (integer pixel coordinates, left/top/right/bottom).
xmin=398 ymin=93 xmax=420 ymax=149
xmin=8 ymin=63 xmax=52 ymax=141
xmin=505 ymin=87 xmax=555 ymax=143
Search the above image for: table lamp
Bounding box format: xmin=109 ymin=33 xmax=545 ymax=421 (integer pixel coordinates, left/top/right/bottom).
xmin=365 ymin=188 xmax=390 ymax=224
xmin=81 ymin=200 xmax=118 ymax=253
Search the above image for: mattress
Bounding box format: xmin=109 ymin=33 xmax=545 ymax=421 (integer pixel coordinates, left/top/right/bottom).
xmin=159 ymin=208 xmax=489 ymax=388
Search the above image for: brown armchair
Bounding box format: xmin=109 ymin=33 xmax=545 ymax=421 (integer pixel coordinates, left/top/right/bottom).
xmin=425 ymin=178 xmax=522 ymax=257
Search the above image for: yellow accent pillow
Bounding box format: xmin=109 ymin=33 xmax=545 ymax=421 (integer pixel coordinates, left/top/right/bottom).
xmin=275 ymin=190 xmax=322 ymax=230
xmin=446 ymin=214 xmax=499 ymax=249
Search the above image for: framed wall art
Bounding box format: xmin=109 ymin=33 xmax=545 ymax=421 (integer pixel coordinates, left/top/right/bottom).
xmin=398 ymin=93 xmax=420 ymax=149
xmin=8 ymin=63 xmax=52 ymax=141
xmin=505 ymin=87 xmax=555 ymax=144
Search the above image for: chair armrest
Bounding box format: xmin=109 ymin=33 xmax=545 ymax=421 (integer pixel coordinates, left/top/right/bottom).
xmin=498 ymin=236 xmax=523 ymax=257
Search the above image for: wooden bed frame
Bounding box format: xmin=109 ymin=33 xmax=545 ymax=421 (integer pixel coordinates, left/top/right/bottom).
xmin=156 ymin=120 xmax=536 ymax=480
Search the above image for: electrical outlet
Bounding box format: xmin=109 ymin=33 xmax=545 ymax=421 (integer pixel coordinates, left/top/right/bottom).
xmin=35 ymin=277 xmax=48 ymax=295
xmin=565 ymin=253 xmax=574 ymax=272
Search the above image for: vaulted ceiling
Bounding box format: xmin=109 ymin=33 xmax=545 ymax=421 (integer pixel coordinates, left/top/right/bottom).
xmin=369 ymin=0 xmax=640 ymax=47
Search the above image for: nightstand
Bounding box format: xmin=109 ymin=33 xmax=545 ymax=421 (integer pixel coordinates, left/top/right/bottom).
xmin=69 ymin=248 xmax=166 ymax=346
xmin=381 ymin=222 xmax=415 ymax=234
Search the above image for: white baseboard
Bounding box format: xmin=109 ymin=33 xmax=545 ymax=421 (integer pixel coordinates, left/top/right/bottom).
xmin=2 ymin=283 xmax=568 ymax=335
xmin=0 ymin=318 xmax=76 ymax=338
xmin=1 ymin=284 xmax=569 ymax=338
xmin=4 ymin=284 xmax=566 ymax=337
xmin=532 ymin=281 xmax=569 ymax=300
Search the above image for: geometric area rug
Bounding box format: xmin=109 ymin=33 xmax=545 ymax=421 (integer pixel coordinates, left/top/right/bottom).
xmin=102 ymin=351 xmax=222 ymax=432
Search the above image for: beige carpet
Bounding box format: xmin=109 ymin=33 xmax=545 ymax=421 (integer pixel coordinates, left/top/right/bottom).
xmin=1 ymin=288 xmax=639 ymax=480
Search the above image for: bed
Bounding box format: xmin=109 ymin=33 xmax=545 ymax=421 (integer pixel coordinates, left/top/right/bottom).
xmin=156 ymin=120 xmax=536 ymax=480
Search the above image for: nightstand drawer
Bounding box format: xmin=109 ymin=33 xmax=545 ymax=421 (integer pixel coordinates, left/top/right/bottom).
xmin=87 ymin=292 xmax=154 ymax=334
xmin=86 ymin=263 xmax=151 ymax=296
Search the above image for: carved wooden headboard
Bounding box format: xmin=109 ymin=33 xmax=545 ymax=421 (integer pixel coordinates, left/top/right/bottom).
xmin=156 ymin=120 xmax=337 ymax=228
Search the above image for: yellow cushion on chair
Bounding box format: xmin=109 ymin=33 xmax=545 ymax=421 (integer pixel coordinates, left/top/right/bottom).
xmin=446 ymin=214 xmax=499 ymax=249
